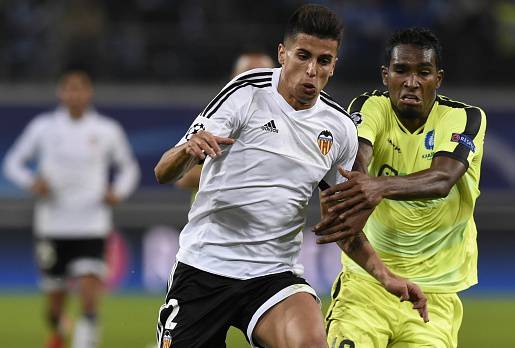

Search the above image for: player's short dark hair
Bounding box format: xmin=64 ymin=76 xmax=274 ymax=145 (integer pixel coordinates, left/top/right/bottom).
xmin=385 ymin=27 xmax=443 ymax=68
xmin=58 ymin=69 xmax=93 ymax=87
xmin=284 ymin=4 xmax=343 ymax=47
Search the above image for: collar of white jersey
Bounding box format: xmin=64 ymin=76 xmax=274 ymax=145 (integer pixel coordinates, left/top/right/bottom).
xmin=271 ymin=67 xmax=322 ymax=115
xmin=55 ymin=106 xmax=98 ymax=122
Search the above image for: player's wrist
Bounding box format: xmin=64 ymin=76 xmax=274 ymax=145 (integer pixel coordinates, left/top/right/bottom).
xmin=374 ymin=176 xmax=390 ymax=201
xmin=374 ymin=266 xmax=395 ymax=285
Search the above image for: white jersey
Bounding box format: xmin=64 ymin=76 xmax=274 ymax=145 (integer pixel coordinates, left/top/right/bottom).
xmin=175 ymin=68 xmax=358 ymax=279
xmin=3 ymin=107 xmax=140 ymax=238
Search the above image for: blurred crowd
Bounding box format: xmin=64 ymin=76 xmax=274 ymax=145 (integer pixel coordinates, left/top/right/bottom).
xmin=0 ymin=0 xmax=514 ymax=85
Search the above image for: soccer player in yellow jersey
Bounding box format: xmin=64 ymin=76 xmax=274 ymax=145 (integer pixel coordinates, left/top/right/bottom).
xmin=314 ymin=28 xmax=486 ymax=347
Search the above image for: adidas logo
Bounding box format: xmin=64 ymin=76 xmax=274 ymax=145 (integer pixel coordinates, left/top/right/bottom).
xmin=261 ymin=120 xmax=279 ymax=133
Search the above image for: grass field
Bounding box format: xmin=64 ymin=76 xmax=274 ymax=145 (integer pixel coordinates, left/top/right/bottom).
xmin=1 ymin=293 xmax=514 ymax=347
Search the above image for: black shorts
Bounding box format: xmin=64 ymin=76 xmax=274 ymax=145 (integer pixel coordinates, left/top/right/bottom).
xmin=156 ymin=262 xmax=318 ymax=348
xmin=35 ymin=237 xmax=107 ymax=290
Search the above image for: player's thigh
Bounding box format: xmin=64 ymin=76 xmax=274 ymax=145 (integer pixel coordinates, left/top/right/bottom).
xmin=326 ymin=272 xmax=392 ymax=348
xmin=156 ymin=262 xmax=234 ymax=348
xmin=253 ymin=292 xmax=326 ymax=348
xmin=67 ymin=237 xmax=107 ymax=279
xmin=390 ymin=293 xmax=463 ymax=348
xmin=229 ymin=271 xmax=322 ymax=348
xmin=34 ymin=238 xmax=70 ymax=291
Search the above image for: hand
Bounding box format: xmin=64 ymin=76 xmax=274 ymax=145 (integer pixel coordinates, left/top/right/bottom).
xmin=381 ymin=273 xmax=429 ymax=323
xmin=30 ymin=178 xmax=49 ymax=197
xmin=313 ymin=208 xmax=373 ymax=244
xmin=104 ymin=190 xmax=121 ymax=206
xmin=320 ymin=166 xmax=383 ymax=221
xmin=186 ymin=130 xmax=235 ymax=160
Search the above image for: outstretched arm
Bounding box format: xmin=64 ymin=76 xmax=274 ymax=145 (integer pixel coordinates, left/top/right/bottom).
xmin=336 ymin=232 xmax=429 ymax=322
xmin=314 ymin=141 xmax=467 ymax=241
xmin=322 ymin=155 xmax=466 ymax=214
xmin=154 ymin=131 xmax=234 ymax=184
xmin=320 ymin=196 xmax=428 ymax=322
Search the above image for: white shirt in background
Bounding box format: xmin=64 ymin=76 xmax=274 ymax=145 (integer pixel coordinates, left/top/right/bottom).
xmin=3 ymin=107 xmax=140 ymax=238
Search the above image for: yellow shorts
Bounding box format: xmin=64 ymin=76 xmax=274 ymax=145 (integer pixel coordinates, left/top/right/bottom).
xmin=325 ymin=272 xmax=463 ymax=348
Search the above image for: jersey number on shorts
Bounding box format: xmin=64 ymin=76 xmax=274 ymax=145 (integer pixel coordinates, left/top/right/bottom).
xmin=163 ymin=298 xmax=180 ymax=330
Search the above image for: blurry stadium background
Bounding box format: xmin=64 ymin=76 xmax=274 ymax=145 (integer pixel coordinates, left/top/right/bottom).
xmin=0 ymin=0 xmax=514 ymax=347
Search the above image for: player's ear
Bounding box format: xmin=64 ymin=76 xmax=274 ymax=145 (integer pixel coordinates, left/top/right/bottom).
xmin=329 ymin=57 xmax=338 ymax=77
xmin=56 ymin=84 xmax=65 ymax=102
xmin=278 ymin=43 xmax=286 ymax=66
xmin=436 ymin=69 xmax=444 ymax=89
xmin=381 ymin=65 xmax=388 ymax=86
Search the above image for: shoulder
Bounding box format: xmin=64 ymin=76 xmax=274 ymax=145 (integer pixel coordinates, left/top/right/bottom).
xmin=200 ymin=68 xmax=274 ymax=119
xmin=347 ymin=91 xmax=391 ymax=131
xmin=227 ymin=67 xmax=274 ymax=97
xmin=232 ymin=67 xmax=274 ymax=82
xmin=436 ymin=95 xmax=486 ymax=128
xmin=26 ymin=111 xmax=56 ymax=131
xmin=348 ymin=90 xmax=390 ymax=113
xmin=91 ymin=112 xmax=126 ymax=135
xmin=436 ymin=95 xmax=485 ymax=115
xmin=319 ymin=90 xmax=359 ymax=129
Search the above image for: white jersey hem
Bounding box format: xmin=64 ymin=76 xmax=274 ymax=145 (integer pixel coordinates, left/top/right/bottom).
xmin=176 ymin=248 xmax=297 ymax=280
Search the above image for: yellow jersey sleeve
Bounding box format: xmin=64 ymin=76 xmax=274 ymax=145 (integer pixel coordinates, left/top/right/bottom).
xmin=348 ymin=93 xmax=387 ymax=146
xmin=433 ymin=106 xmax=486 ymax=167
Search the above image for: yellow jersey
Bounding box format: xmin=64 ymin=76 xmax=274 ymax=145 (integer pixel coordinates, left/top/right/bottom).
xmin=342 ymin=91 xmax=487 ymax=293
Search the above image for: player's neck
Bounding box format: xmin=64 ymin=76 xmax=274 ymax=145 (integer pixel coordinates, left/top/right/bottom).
xmin=394 ymin=101 xmax=435 ymax=133
xmin=277 ymin=77 xmax=316 ymax=111
xmin=67 ymin=107 xmax=87 ymax=120
xmin=397 ymin=116 xmax=427 ymax=133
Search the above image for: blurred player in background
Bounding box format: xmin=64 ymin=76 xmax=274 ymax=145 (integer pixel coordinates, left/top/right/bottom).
xmin=3 ymin=70 xmax=140 ymax=348
xmin=315 ymin=28 xmax=487 ymax=347
xmin=174 ymin=50 xmax=275 ymax=195
xmin=154 ymin=5 xmax=427 ymax=348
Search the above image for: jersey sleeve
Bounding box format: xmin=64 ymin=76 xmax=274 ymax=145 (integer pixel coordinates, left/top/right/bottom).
xmin=433 ymin=107 xmax=486 ymax=167
xmin=2 ymin=117 xmax=44 ymax=189
xmin=321 ymin=123 xmax=358 ymax=187
xmin=175 ymin=80 xmax=253 ymax=147
xmin=108 ymin=121 xmax=141 ymax=200
xmin=348 ymin=94 xmax=386 ymax=147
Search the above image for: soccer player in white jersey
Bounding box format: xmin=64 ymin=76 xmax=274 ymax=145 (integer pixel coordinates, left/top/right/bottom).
xmin=3 ymin=70 xmax=140 ymax=348
xmin=154 ymin=5 xmax=427 ymax=348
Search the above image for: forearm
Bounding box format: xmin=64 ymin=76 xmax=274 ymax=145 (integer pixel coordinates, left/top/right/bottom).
xmin=3 ymin=153 xmax=35 ymax=190
xmin=376 ymin=168 xmax=454 ymax=200
xmin=175 ymin=165 xmax=202 ymax=190
xmin=154 ymin=144 xmax=198 ymax=184
xmin=112 ymin=159 xmax=140 ymax=199
xmin=337 ymin=233 xmax=392 ymax=284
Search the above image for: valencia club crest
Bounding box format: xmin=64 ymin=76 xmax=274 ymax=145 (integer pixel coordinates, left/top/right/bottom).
xmin=318 ymin=130 xmax=333 ymax=155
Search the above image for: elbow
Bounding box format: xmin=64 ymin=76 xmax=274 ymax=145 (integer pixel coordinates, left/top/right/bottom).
xmin=434 ymin=185 xmax=451 ymax=198
xmin=155 ymin=176 xmax=164 ymax=185
xmin=174 ymin=178 xmax=189 ymax=189
xmin=433 ymin=174 xmax=454 ymax=198
xmin=154 ymin=165 xmax=167 ymax=184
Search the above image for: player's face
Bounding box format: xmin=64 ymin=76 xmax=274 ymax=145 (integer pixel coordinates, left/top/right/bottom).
xmin=278 ymin=33 xmax=338 ymax=110
xmin=57 ymin=74 xmax=93 ymax=118
xmin=382 ymin=44 xmax=443 ymax=120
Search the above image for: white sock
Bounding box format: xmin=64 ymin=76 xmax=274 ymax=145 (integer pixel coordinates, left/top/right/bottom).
xmin=71 ymin=316 xmax=99 ymax=348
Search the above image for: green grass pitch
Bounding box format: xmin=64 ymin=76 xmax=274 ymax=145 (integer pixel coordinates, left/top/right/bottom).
xmin=0 ymin=293 xmax=514 ymax=347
